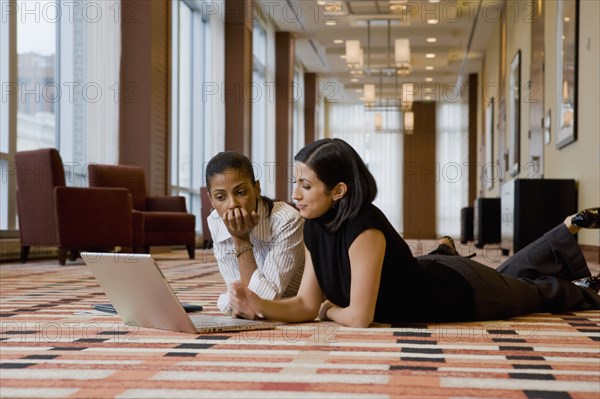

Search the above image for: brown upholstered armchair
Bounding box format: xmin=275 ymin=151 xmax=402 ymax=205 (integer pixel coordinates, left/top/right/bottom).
xmin=88 ymin=164 xmax=196 ymax=259
xmin=15 ymin=148 xmax=134 ymax=265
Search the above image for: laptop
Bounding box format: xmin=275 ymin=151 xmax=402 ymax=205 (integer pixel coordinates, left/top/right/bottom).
xmin=82 ymin=252 xmax=279 ymax=334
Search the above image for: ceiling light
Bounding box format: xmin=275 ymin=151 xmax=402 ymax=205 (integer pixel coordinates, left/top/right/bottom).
xmin=425 ymin=66 xmax=435 ymax=70
xmin=427 ymin=19 xmax=439 ymax=24
xmin=394 ymin=38 xmax=411 ymax=75
xmin=364 ymin=84 xmax=376 ymax=104
xmin=425 ymin=77 xmax=433 ymax=82
xmin=425 ymin=53 xmax=436 ymax=58
xmin=374 ymin=113 xmax=383 ymax=130
xmin=428 ymin=0 xmax=440 ymax=3
xmin=425 ymin=96 xmax=432 ymax=101
xmin=325 ymin=20 xmax=338 ymax=26
xmin=340 ymin=55 xmax=346 ymax=59
xmin=333 ymin=39 xmax=344 ymax=44
xmin=351 ymin=78 xmax=359 ymax=83
xmin=426 ymin=37 xmax=437 ymax=43
xmin=404 ymin=111 xmax=414 ymax=134
xmin=345 ymin=40 xmax=361 ymax=67
xmin=401 ymin=83 xmax=414 ymax=110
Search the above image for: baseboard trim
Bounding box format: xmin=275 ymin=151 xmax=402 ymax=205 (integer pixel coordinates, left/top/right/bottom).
xmin=580 ymin=244 xmax=600 ymax=265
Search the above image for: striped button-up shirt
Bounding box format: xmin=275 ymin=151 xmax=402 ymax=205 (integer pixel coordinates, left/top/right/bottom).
xmin=208 ymin=199 xmax=305 ymax=313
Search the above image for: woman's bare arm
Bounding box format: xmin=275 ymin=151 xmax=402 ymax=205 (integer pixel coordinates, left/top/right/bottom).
xmin=229 ymin=246 xmax=323 ymax=323
xmin=322 ymin=229 xmax=385 ymax=327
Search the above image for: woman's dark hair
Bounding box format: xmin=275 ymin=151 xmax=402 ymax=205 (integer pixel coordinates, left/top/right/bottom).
xmin=294 ymin=138 xmax=377 ymax=231
xmin=205 ymin=151 xmax=274 ymax=216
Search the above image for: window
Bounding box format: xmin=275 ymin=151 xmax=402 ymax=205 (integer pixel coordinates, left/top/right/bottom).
xmin=171 ymin=0 xmax=208 ymax=233
xmin=251 ymin=14 xmax=276 ymax=198
xmin=2 ymin=0 xmax=119 ymax=232
xmin=292 ymin=66 xmax=305 ymax=159
xmin=326 ymin=103 xmax=403 ymax=232
xmin=252 ymin=20 xmax=267 ymax=178
xmin=436 ymin=102 xmax=468 ymax=237
xmin=16 ymin=0 xmax=58 ymax=152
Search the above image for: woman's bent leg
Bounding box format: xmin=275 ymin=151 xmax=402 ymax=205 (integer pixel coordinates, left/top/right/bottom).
xmin=431 ymin=256 xmax=600 ymax=321
xmin=496 ymin=224 xmax=590 ymax=281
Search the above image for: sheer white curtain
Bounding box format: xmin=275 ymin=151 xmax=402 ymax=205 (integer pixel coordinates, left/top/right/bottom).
xmin=85 ymin=0 xmax=120 ymax=164
xmin=436 ymin=102 xmax=469 ymax=237
xmin=203 ymin=0 xmax=225 ymax=159
xmin=326 ymin=103 xmax=403 ymax=232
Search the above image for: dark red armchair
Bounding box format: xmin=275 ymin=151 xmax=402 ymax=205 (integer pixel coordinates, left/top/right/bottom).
xmin=15 ymin=148 xmax=134 ymax=265
xmin=88 ymin=164 xmax=196 ymax=259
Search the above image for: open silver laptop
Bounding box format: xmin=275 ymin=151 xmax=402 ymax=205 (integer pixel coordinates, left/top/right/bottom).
xmin=82 ymin=252 xmax=279 ymax=334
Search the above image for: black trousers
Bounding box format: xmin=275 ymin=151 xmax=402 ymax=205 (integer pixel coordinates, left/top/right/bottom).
xmin=424 ymin=224 xmax=600 ymax=320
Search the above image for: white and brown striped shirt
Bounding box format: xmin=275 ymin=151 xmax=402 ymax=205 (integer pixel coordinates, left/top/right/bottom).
xmin=208 ymin=199 xmax=305 ymax=313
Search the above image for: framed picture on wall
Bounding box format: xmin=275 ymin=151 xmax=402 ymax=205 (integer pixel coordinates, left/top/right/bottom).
xmin=556 ymin=0 xmax=578 ymax=149
xmin=508 ymin=50 xmax=521 ymax=177
xmin=485 ymin=98 xmax=495 ymax=190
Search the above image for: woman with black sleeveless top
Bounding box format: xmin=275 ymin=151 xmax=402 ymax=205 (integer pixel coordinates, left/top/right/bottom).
xmin=229 ymin=138 xmax=600 ymax=327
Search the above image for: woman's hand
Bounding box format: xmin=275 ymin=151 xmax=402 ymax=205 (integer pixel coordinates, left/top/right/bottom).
xmin=229 ymin=281 xmax=264 ymax=320
xmin=222 ymin=208 xmax=260 ymax=239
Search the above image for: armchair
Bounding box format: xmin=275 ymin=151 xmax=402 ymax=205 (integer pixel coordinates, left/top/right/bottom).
xmin=15 ymin=148 xmax=134 ymax=265
xmin=88 ymin=164 xmax=196 ymax=259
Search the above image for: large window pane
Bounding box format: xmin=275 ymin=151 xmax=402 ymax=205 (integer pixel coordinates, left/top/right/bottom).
xmin=17 ymin=0 xmax=57 ymax=151
xmin=171 ymin=1 xmax=207 ymax=234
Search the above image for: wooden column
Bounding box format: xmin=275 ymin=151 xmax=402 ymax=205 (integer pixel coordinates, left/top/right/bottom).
xmin=402 ymin=102 xmax=437 ymax=239
xmin=119 ymin=0 xmax=170 ymax=195
xmin=224 ymin=0 xmax=253 ymax=156
xmin=304 ymin=73 xmax=318 ymax=145
xmin=275 ymin=32 xmax=295 ymax=201
xmin=468 ymin=73 xmax=478 ymax=205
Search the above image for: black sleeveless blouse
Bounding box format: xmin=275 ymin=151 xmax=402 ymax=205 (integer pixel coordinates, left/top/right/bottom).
xmin=304 ymin=203 xmax=475 ymax=323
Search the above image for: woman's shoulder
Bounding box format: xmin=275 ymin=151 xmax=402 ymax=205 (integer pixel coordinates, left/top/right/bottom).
xmin=269 ymin=201 xmax=303 ymax=226
xmin=354 ymin=203 xmax=387 ymax=224
xmin=344 ymin=204 xmax=390 ymax=237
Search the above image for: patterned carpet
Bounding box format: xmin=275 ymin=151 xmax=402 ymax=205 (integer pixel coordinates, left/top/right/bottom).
xmin=1 ymin=248 xmax=599 ymax=399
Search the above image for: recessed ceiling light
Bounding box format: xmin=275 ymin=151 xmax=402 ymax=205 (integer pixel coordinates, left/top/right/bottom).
xmin=564 ymin=17 xmax=570 ymax=22
xmin=351 ymin=78 xmax=359 ymax=83
xmin=426 ymin=66 xmax=434 ymax=70
xmin=425 ymin=77 xmax=433 ymax=82
xmin=333 ymin=39 xmax=344 ymax=44
xmin=428 ymin=0 xmax=440 ymax=3
xmin=340 ymin=55 xmax=346 ymax=59
xmin=427 ymin=19 xmax=439 ymax=24
xmin=426 ymin=37 xmax=437 ymax=43
xmin=426 ymin=53 xmax=436 ymax=58
xmin=325 ymin=20 xmax=338 ymax=26
xmin=425 ymin=95 xmax=432 ymax=101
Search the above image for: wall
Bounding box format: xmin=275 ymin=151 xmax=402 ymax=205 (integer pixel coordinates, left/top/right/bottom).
xmin=480 ymin=17 xmax=501 ymax=199
xmin=544 ymin=0 xmax=599 ymax=247
xmin=480 ymin=0 xmax=598 ymax=248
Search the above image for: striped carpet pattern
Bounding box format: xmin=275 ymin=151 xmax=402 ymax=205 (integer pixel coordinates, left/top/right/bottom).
xmin=1 ymin=250 xmax=599 ymax=399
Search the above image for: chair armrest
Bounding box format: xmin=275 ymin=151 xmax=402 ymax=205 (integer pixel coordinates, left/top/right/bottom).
xmin=54 ymin=187 xmax=133 ymax=247
xmin=146 ymin=196 xmax=188 ymax=212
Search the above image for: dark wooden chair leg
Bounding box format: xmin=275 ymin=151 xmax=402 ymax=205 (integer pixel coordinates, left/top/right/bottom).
xmin=187 ymin=244 xmax=195 ymax=259
xmin=57 ymin=247 xmax=68 ymax=265
xmin=20 ymin=246 xmax=30 ymax=263
xmin=143 ymin=246 xmax=150 ymax=254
